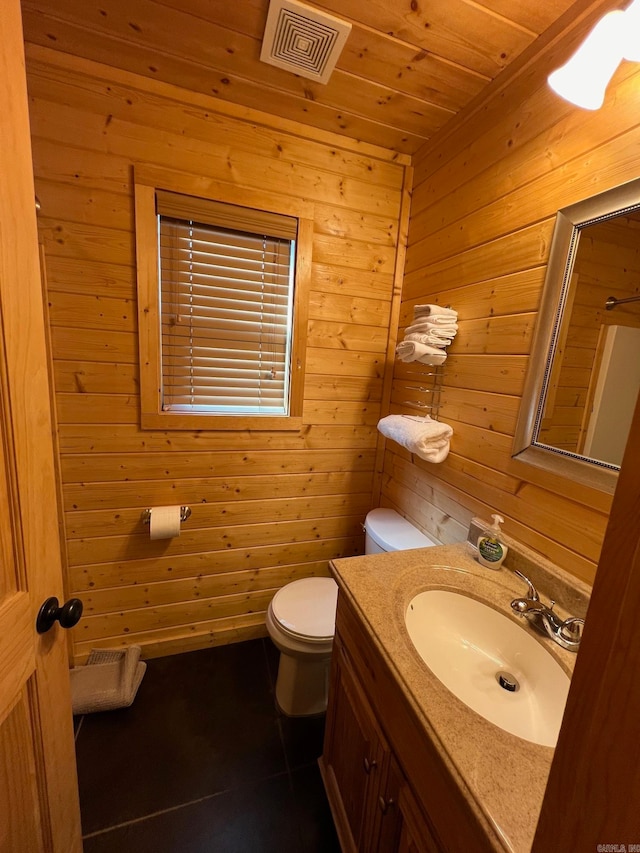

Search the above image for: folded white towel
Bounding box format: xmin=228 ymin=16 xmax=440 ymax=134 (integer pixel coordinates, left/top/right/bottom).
xmin=405 ymin=320 xmax=458 ymax=336
xmin=377 ymin=415 xmax=452 ymax=463
xmin=404 ymin=332 xmax=451 ymax=347
xmin=396 ymin=340 xmax=448 ymax=365
xmin=404 ymin=329 xmax=456 ymax=347
xmin=413 ymin=304 xmax=458 ymax=321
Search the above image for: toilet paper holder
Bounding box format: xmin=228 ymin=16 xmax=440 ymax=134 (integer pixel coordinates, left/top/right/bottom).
xmin=141 ymin=506 xmax=192 ymax=524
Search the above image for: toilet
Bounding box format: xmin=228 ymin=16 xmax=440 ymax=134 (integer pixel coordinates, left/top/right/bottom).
xmin=266 ymin=508 xmax=439 ymax=716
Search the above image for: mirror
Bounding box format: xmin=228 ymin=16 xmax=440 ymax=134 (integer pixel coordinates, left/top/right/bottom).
xmin=513 ymin=178 xmax=640 ymax=494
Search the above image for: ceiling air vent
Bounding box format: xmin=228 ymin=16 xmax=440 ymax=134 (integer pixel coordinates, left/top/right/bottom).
xmin=260 ymin=0 xmax=352 ymax=85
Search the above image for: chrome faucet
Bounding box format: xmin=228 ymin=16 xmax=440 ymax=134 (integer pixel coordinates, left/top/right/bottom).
xmin=510 ymin=570 xmax=584 ymax=652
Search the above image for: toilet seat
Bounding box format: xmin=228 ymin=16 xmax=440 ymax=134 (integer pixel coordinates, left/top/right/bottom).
xmin=271 ymin=577 xmax=338 ymax=644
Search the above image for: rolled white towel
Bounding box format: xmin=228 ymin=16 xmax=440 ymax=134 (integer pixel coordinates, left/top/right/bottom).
xmin=396 ymin=341 xmax=447 ymax=365
xmin=377 ymin=415 xmax=453 ymax=463
xmin=417 ymin=438 xmax=451 ymax=463
xmin=413 ymin=304 xmax=458 ymax=320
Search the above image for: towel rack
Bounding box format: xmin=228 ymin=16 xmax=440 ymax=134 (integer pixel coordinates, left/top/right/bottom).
xmin=396 ymin=303 xmax=457 ymax=421
xmin=401 ymin=365 xmax=444 ymax=418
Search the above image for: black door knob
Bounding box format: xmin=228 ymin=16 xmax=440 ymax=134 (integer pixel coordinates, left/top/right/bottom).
xmin=36 ymin=597 xmax=83 ymax=634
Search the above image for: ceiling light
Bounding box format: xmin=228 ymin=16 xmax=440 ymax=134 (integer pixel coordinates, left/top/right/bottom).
xmin=548 ymin=10 xmax=626 ymax=110
xmin=622 ymin=0 xmax=640 ymax=60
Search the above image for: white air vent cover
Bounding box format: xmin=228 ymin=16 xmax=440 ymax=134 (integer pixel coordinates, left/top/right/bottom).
xmin=261 ymin=0 xmax=351 ymax=84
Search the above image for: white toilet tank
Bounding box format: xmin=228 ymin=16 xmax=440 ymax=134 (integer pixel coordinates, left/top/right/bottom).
xmin=364 ymin=508 xmax=439 ymax=554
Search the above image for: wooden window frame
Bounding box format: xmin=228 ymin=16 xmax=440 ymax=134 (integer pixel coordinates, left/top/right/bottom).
xmin=134 ymin=166 xmax=312 ymax=431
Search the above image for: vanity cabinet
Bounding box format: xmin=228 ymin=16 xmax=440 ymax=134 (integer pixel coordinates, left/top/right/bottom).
xmin=320 ymin=590 xmax=495 ymax=853
xmin=320 ymin=620 xmax=440 ymax=851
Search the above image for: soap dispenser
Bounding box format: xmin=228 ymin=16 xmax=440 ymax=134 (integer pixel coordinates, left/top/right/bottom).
xmin=477 ymin=514 xmax=508 ymax=570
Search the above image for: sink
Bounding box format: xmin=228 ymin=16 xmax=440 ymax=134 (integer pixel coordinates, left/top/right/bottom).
xmin=405 ymin=589 xmax=570 ymax=747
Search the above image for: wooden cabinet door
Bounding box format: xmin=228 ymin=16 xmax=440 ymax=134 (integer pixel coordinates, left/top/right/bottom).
xmin=0 ymin=2 xmax=82 ymax=851
xmin=322 ymin=639 xmax=387 ymax=852
xmin=372 ymin=755 xmax=404 ymax=853
xmin=397 ymin=785 xmax=442 ymax=853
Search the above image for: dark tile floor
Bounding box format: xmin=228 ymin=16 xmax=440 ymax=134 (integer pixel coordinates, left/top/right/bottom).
xmin=73 ymin=638 xmax=341 ymax=853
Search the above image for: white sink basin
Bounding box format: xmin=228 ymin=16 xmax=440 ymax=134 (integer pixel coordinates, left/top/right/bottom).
xmin=405 ymin=589 xmax=570 ymax=747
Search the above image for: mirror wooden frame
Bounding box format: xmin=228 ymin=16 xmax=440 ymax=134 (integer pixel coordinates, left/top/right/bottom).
xmin=512 ymin=177 xmax=640 ymax=495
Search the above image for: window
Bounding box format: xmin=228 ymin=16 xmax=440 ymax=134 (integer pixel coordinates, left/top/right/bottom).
xmin=157 ymin=191 xmax=296 ymax=415
xmin=135 ymin=172 xmax=311 ymax=430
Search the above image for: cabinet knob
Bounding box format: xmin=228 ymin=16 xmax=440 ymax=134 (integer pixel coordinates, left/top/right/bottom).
xmin=363 ymin=757 xmax=377 ymax=774
xmin=379 ymin=795 xmax=395 ymax=814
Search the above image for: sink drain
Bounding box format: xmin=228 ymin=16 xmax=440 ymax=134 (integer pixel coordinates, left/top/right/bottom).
xmin=496 ymin=671 xmax=520 ymax=692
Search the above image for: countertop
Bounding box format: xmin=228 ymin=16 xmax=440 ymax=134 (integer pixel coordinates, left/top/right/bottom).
xmin=330 ymin=542 xmax=589 ymax=853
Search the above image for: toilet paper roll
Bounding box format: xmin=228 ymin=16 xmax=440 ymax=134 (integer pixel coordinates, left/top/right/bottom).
xmin=149 ymin=505 xmax=182 ymax=540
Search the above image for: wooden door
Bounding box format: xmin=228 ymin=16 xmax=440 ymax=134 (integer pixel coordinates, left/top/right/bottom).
xmin=0 ymin=1 xmax=82 ymax=851
xmin=533 ymin=385 xmax=640 ymax=846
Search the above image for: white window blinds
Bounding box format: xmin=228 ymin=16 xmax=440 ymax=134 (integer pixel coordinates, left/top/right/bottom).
xmin=156 ymin=191 xmax=297 ymax=415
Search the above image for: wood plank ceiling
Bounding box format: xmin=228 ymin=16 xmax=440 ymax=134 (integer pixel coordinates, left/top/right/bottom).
xmin=21 ymin=0 xmax=581 ymax=154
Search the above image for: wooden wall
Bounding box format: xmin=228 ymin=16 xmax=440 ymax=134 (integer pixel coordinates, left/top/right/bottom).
xmin=25 ymin=46 xmax=408 ymax=662
xmin=383 ymin=45 xmax=640 ymax=586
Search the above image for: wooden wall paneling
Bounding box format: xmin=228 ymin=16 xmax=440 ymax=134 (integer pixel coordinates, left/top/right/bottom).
xmin=409 ymin=116 xmax=640 ymax=274
xmin=395 ymin=355 xmax=528 ymax=396
xmin=24 ymin=45 xmax=413 ymax=167
xmin=311 ymin=264 xmax=395 ymax=301
xmin=399 ymin=268 xmax=545 ymax=323
xmin=56 ymin=394 xmax=138 ymax=425
xmin=372 ymin=165 xmax=414 ymax=508
xmin=44 ymin=257 xmax=135 ymax=300
xmin=49 ymin=328 xmax=137 ymax=363
xmin=383 ymin=448 xmax=600 ymax=583
xmin=29 ymin=86 xmax=405 ymax=215
xmin=402 ymin=223 xmax=553 ymax=301
xmin=30 ymin=139 xmax=132 ymax=195
xmin=56 ymin=424 xmax=378 ymax=453
xmin=20 ymin=0 xmax=576 ymax=156
xmin=62 ymin=471 xmax=376 ymax=512
xmin=24 ymin=53 xmax=409 ymax=181
xmin=302 ymin=402 xmax=381 ymax=426
xmin=72 ymin=612 xmax=268 ymax=662
xmin=80 ymin=562 xmax=332 ymax=615
xmin=69 ymin=536 xmax=364 ymax=593
xmin=21 ymin=0 xmax=442 ymax=148
xmin=53 ymin=362 xmax=139 ymax=396
xmin=66 ymin=493 xmax=373 ymax=540
xmin=60 ymin=448 xmax=376 ymax=484
xmin=379 ymin=3 xmax=637 ymax=585
xmin=48 ymin=291 xmax=136 ymax=333
xmin=26 ymin=49 xmax=408 ymax=660
xmin=413 ymin=56 xmax=640 ymax=219
xmin=308 ymin=292 xmax=393 ymax=327
xmin=37 ymin=217 xmax=134 ymax=266
xmin=77 ymin=588 xmax=279 ymax=643
xmin=411 ymin=0 xmax=629 ymax=187
xmin=305 ymin=375 xmax=383 ymax=404
xmin=305 ymin=325 xmax=388 ymax=357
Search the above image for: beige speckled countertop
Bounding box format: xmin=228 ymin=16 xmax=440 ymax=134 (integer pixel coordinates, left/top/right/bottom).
xmin=330 ymin=542 xmax=590 ymax=853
